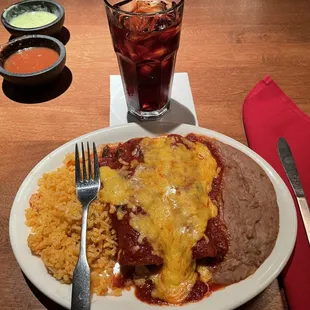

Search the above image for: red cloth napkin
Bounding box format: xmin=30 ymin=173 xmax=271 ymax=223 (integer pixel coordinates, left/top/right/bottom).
xmin=243 ymin=75 xmax=310 ymax=309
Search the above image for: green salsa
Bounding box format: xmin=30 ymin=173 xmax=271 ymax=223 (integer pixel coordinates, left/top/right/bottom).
xmin=9 ymin=11 xmax=57 ymax=28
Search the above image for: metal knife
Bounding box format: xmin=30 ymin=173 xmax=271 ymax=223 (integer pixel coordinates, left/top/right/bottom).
xmin=278 ymin=137 xmax=310 ymax=245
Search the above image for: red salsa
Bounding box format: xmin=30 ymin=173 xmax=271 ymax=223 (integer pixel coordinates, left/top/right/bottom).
xmin=4 ymin=47 xmax=59 ymax=74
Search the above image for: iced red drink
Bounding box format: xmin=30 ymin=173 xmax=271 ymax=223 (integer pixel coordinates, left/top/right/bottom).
xmin=104 ymin=0 xmax=184 ymax=120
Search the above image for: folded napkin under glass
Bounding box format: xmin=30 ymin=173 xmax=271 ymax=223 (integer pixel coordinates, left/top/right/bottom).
xmin=243 ymin=75 xmax=310 ymax=310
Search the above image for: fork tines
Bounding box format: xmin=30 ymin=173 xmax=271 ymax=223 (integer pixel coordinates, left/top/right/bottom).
xmin=75 ymin=142 xmax=99 ymax=183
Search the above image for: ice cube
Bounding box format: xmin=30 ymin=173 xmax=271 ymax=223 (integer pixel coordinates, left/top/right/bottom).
xmin=120 ymin=1 xmax=180 ymax=32
xmin=135 ymin=0 xmax=167 ymax=14
xmin=153 ymin=14 xmax=173 ymax=31
xmin=125 ymin=41 xmax=139 ymax=61
xmin=123 ymin=15 xmax=143 ymax=31
xmin=158 ymin=27 xmax=178 ymax=42
xmin=139 ymin=64 xmax=154 ymax=75
xmin=118 ymin=0 xmax=137 ymax=12
xmin=135 ymin=44 xmax=150 ymax=59
xmin=148 ymin=46 xmax=167 ymax=59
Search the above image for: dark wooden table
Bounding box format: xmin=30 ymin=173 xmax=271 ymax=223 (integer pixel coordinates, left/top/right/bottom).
xmin=1 ymin=0 xmax=309 ymax=308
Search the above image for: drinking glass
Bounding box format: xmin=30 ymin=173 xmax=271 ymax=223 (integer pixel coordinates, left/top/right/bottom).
xmin=104 ymin=0 xmax=184 ymax=120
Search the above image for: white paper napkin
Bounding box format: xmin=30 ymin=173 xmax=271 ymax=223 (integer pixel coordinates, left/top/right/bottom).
xmin=109 ymin=72 xmax=198 ymax=126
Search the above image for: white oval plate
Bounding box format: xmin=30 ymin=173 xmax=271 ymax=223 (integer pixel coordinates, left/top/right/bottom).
xmin=10 ymin=122 xmax=297 ymax=310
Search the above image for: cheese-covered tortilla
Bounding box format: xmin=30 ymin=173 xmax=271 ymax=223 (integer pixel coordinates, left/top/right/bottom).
xmin=99 ymin=136 xmax=218 ymax=303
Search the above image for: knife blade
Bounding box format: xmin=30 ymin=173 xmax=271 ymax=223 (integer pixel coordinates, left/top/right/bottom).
xmin=278 ymin=137 xmax=310 ymax=245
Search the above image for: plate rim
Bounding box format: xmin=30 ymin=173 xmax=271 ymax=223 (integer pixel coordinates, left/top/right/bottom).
xmin=9 ymin=122 xmax=297 ymax=310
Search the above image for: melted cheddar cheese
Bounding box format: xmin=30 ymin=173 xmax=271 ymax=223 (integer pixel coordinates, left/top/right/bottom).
xmin=99 ymin=136 xmax=218 ymax=304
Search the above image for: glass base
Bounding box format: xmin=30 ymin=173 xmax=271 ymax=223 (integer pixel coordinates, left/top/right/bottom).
xmin=127 ymin=101 xmax=170 ymax=121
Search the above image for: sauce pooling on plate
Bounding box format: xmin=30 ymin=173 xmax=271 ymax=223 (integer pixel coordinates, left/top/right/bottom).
xmin=4 ymin=47 xmax=59 ymax=74
xmin=9 ymin=11 xmax=57 ymax=28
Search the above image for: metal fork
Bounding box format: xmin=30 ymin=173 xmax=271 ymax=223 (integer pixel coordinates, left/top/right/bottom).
xmin=71 ymin=142 xmax=100 ymax=310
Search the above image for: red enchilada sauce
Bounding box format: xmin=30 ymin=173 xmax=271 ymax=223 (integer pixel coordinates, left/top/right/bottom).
xmin=113 ymin=274 xmax=225 ymax=306
xmin=101 ymin=134 xmax=228 ymax=305
xmin=99 ymin=138 xmax=144 ymax=175
xmin=4 ymin=47 xmax=59 ymax=74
